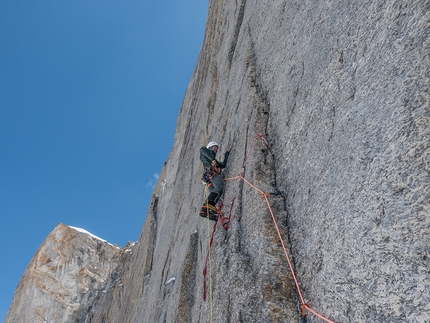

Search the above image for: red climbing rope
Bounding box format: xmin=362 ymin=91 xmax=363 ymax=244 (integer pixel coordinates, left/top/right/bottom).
xmin=203 ymin=197 xmax=236 ymax=301
xmin=220 ymin=196 xmax=236 ymax=230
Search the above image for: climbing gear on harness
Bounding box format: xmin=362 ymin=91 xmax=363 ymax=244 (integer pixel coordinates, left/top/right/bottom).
xmin=201 ymin=166 xmax=218 ymax=184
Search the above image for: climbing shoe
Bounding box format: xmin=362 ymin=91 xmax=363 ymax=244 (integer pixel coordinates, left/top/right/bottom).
xmin=199 ymin=204 xmax=219 ymax=221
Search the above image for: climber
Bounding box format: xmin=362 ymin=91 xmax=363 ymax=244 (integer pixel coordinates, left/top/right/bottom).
xmin=199 ymin=141 xmax=232 ymax=220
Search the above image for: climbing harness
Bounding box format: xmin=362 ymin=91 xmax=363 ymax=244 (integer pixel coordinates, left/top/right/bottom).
xmin=201 ymin=164 xmax=221 ymax=185
xmin=204 ymin=133 xmax=335 ymax=323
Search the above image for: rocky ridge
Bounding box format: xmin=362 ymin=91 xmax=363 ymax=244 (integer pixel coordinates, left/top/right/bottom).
xmin=5 ymin=224 xmax=125 ymax=323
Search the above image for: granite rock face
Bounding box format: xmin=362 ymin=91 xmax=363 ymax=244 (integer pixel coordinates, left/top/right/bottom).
xmin=5 ymin=224 xmax=123 ymax=323
xmin=7 ymin=0 xmax=429 ymax=322
xmin=86 ymin=1 xmax=429 ymax=322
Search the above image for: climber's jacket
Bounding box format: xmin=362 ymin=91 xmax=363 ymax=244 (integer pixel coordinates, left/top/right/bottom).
xmin=199 ymin=146 xmax=230 ymax=169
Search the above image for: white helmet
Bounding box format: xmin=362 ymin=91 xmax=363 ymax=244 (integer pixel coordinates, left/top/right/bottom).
xmin=206 ymin=141 xmax=219 ymax=149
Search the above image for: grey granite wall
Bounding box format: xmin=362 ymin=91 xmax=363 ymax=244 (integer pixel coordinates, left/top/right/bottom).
xmin=88 ymin=0 xmax=429 ymax=322
xmin=8 ymin=1 xmax=428 ymax=322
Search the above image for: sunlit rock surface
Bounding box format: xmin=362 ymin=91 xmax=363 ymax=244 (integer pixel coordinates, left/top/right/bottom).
xmin=6 ymin=1 xmax=429 ymax=322
xmin=5 ymin=224 xmax=122 ymax=323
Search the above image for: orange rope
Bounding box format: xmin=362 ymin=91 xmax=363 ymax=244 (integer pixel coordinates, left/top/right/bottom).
xmin=239 ymin=175 xmax=266 ymax=196
xmin=263 ymin=193 xmax=306 ymax=304
xmin=305 ymin=305 xmax=336 ymax=323
xmin=224 ymin=175 xmax=241 ymax=181
xmin=239 ymin=174 xmax=305 ymax=304
xmin=223 ymin=134 xmax=336 ymax=323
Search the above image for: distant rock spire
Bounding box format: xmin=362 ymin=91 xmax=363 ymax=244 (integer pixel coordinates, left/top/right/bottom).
xmin=5 ymin=223 xmax=122 ymax=323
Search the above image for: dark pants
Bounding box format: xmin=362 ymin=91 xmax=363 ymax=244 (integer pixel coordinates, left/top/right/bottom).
xmin=208 ymin=173 xmax=224 ymax=204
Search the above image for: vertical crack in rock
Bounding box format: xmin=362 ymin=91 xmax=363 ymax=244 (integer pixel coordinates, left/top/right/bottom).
xmin=177 ymin=231 xmax=199 ymax=323
xmin=233 ymin=119 xmax=251 ymax=253
xmin=228 ymin=0 xmax=247 ymax=70
xmin=160 ymin=249 xmax=171 ymax=293
xmin=285 ymin=85 xmax=299 ymax=128
xmin=246 ymin=30 xmax=302 ymax=321
xmin=145 ymin=194 xmax=159 ymax=278
xmin=206 ymin=62 xmax=219 ymax=126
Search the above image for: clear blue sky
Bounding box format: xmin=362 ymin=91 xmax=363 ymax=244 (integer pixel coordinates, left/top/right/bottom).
xmin=0 ymin=1 xmax=208 ymax=319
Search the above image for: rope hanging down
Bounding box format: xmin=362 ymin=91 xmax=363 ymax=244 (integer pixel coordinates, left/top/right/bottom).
xmin=223 ymin=134 xmax=336 ymax=323
xmin=203 ymin=197 xmax=236 ymax=302
xmin=203 ymin=185 xmax=214 ymax=323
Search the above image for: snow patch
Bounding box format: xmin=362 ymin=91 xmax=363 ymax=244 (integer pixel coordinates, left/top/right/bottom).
xmin=69 ymin=226 xmax=119 ymax=249
xmin=125 ymin=242 xmax=136 ymax=253
xmin=165 ymin=277 xmax=176 ymax=285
